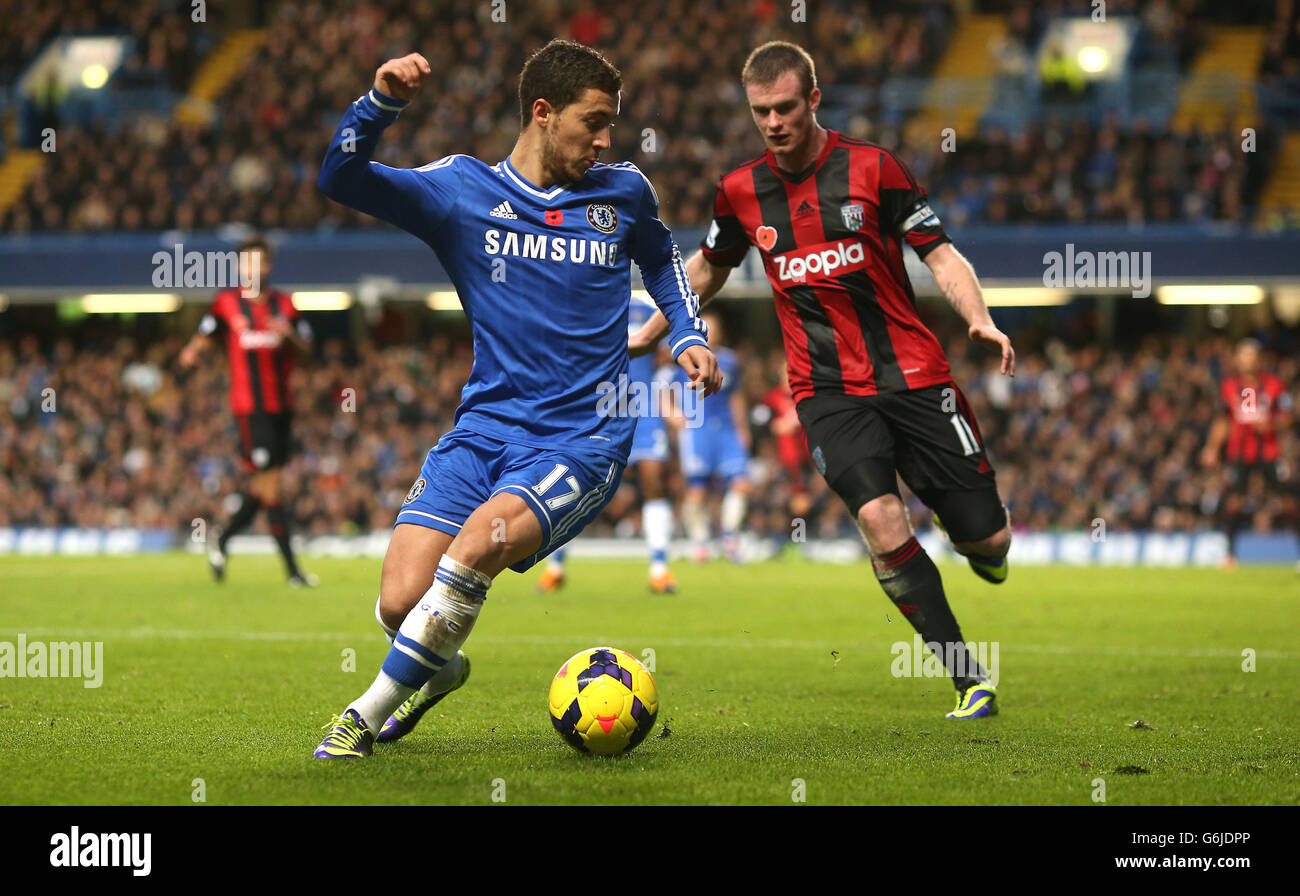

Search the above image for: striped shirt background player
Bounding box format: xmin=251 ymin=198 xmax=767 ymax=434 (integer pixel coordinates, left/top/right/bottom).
xmin=1200 ymin=338 xmax=1297 ymax=569
xmin=630 ymin=41 xmax=1013 ymax=719
xmin=177 ymin=234 xmax=317 ymax=588
xmin=312 ymin=42 xmax=720 ymax=758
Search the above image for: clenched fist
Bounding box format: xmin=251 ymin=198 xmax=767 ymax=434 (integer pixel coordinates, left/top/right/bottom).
xmin=374 ymin=53 xmax=432 ymax=102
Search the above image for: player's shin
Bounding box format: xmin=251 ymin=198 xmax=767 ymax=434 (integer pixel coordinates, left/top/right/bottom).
xmin=218 ymin=491 xmax=261 ymax=551
xmin=374 ymin=594 xmax=464 ymax=696
xmin=720 ymin=487 xmax=747 ymax=558
xmin=643 ymin=498 xmax=673 ymax=576
xmin=683 ymin=496 xmax=710 ymax=550
xmin=872 ymin=537 xmax=988 ymax=691
xmin=265 ymin=503 xmax=302 ymax=579
xmin=348 ymin=555 xmax=490 ymax=733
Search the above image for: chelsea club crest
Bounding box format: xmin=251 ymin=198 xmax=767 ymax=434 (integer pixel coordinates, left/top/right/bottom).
xmin=586 ymin=203 xmax=618 ymax=233
xmin=403 ymin=478 xmax=426 ymax=505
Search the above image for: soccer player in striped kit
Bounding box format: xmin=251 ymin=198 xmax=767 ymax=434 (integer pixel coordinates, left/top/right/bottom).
xmin=633 ymin=42 xmax=1015 ymax=719
xmin=1201 ymin=338 xmax=1296 ymax=570
xmin=179 ymin=235 xmax=317 ymax=588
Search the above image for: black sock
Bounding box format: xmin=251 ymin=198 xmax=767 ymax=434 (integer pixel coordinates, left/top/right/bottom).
xmin=873 ymin=537 xmax=986 ymax=692
xmin=265 ymin=503 xmax=302 ymax=578
xmin=218 ymin=492 xmax=261 ymax=552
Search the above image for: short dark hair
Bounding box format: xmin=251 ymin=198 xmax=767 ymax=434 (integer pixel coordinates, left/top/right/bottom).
xmin=236 ymin=233 xmax=273 ymax=256
xmin=741 ymin=41 xmax=817 ymax=97
xmin=518 ymin=39 xmax=622 ymax=128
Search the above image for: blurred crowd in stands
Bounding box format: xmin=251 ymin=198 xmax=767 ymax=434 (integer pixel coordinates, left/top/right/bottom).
xmin=2 ymin=0 xmax=1292 ymax=233
xmin=3 ymin=325 xmax=1296 ymax=545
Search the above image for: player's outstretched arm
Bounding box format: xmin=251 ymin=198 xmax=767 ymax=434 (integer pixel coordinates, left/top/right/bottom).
xmin=629 ymin=251 xmax=731 ymax=357
xmin=177 ymin=332 xmax=209 ymax=368
xmin=317 ymin=53 xmax=452 ymax=236
xmin=924 ymin=242 xmax=1015 ymax=377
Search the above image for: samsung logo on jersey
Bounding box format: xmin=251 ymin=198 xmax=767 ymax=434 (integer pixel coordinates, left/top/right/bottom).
xmin=483 ymin=229 xmax=620 ymax=267
xmin=772 ymin=240 xmax=867 ymax=284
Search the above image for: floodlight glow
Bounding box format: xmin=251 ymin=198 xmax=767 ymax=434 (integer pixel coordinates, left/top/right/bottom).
xmin=81 ymin=63 xmax=109 ymax=89
xmin=1077 ymin=46 xmax=1110 ymax=74
xmin=290 ymin=291 xmax=352 ymax=311
xmin=1155 ymin=285 xmax=1265 ymax=305
xmin=426 ymin=291 xmax=462 ymax=311
xmin=81 ymin=294 xmax=180 ymax=313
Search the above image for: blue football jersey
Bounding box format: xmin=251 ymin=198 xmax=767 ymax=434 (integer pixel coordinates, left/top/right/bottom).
xmin=627 ymin=295 xmax=659 ymax=389
xmin=676 ymin=345 xmax=741 ymax=432
xmin=318 ymin=88 xmax=708 ymax=461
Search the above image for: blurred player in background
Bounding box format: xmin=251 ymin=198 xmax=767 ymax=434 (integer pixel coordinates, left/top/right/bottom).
xmin=311 ymin=42 xmax=718 ymax=759
xmin=1201 ymin=338 xmax=1295 ymax=570
xmin=633 ymin=41 xmax=1014 ymax=719
xmin=673 ymin=309 xmax=751 ymax=562
xmin=538 ymin=296 xmax=682 ymax=593
xmin=178 ymin=234 xmax=317 ymax=588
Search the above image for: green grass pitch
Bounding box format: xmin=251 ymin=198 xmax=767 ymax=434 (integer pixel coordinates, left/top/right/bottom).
xmin=1 ymin=553 xmax=1297 ymax=805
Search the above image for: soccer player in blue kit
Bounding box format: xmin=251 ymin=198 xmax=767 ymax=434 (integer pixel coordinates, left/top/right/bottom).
xmin=313 ymin=42 xmax=720 ymax=758
xmin=674 ymin=310 xmax=751 ymax=563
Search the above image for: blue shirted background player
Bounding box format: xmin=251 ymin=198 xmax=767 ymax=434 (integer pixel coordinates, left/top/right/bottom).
xmin=539 ymin=294 xmax=681 ymax=593
xmin=313 ymin=42 xmax=720 ymax=758
xmin=674 ymin=310 xmax=751 ymax=563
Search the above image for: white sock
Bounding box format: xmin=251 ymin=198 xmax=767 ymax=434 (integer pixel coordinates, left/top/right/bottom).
xmin=348 ymin=555 xmax=490 ymax=733
xmin=376 ymin=595 xmax=461 ymax=695
xmin=684 ymin=498 xmax=709 ymax=545
xmin=644 ymin=498 xmax=672 ymax=577
xmin=376 ymin=595 xmax=463 ymax=697
xmin=720 ymin=487 xmax=747 ymax=537
xmin=419 ymin=651 xmax=464 ymax=696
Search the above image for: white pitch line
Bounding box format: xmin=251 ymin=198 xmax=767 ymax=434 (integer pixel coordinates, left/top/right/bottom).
xmin=4 ymin=627 xmax=1296 ymax=660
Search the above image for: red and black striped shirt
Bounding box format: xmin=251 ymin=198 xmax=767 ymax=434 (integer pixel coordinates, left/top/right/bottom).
xmin=701 ymin=130 xmax=951 ymax=403
xmin=198 ymin=288 xmax=307 ymax=415
xmin=1220 ymin=373 xmax=1288 ymax=464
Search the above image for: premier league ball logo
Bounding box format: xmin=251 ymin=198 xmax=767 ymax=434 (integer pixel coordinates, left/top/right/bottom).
xmin=812 ymin=446 xmax=827 ymax=476
xmin=586 ymin=203 xmax=618 ymax=233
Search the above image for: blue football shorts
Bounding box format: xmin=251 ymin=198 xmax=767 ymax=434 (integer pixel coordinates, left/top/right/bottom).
xmin=395 ymin=428 xmax=625 ymax=572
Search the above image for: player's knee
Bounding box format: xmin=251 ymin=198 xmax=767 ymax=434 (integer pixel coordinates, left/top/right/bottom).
xmin=962 ymin=525 xmax=1011 ymax=559
xmin=446 ymin=525 xmax=520 ymax=575
xmin=856 ymin=495 xmax=910 ymax=553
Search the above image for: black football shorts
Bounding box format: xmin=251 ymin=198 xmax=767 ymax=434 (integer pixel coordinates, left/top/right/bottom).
xmin=797 ymin=381 xmax=1005 ymax=543
xmin=235 ymin=412 xmax=293 ymax=471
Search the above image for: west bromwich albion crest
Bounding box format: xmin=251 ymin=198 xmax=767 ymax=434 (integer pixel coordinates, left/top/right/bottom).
xmin=840 ymin=202 xmax=865 ymax=231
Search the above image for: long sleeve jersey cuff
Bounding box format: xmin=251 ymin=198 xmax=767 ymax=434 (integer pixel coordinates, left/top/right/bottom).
xmin=363 ymin=88 xmax=410 ymax=116
xmin=669 ymin=333 xmax=708 ymax=359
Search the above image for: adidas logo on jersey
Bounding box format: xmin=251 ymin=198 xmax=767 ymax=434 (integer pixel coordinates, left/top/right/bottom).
xmin=795 ymin=200 xmax=816 ymax=217
xmin=489 ymin=201 xmax=518 ymax=220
